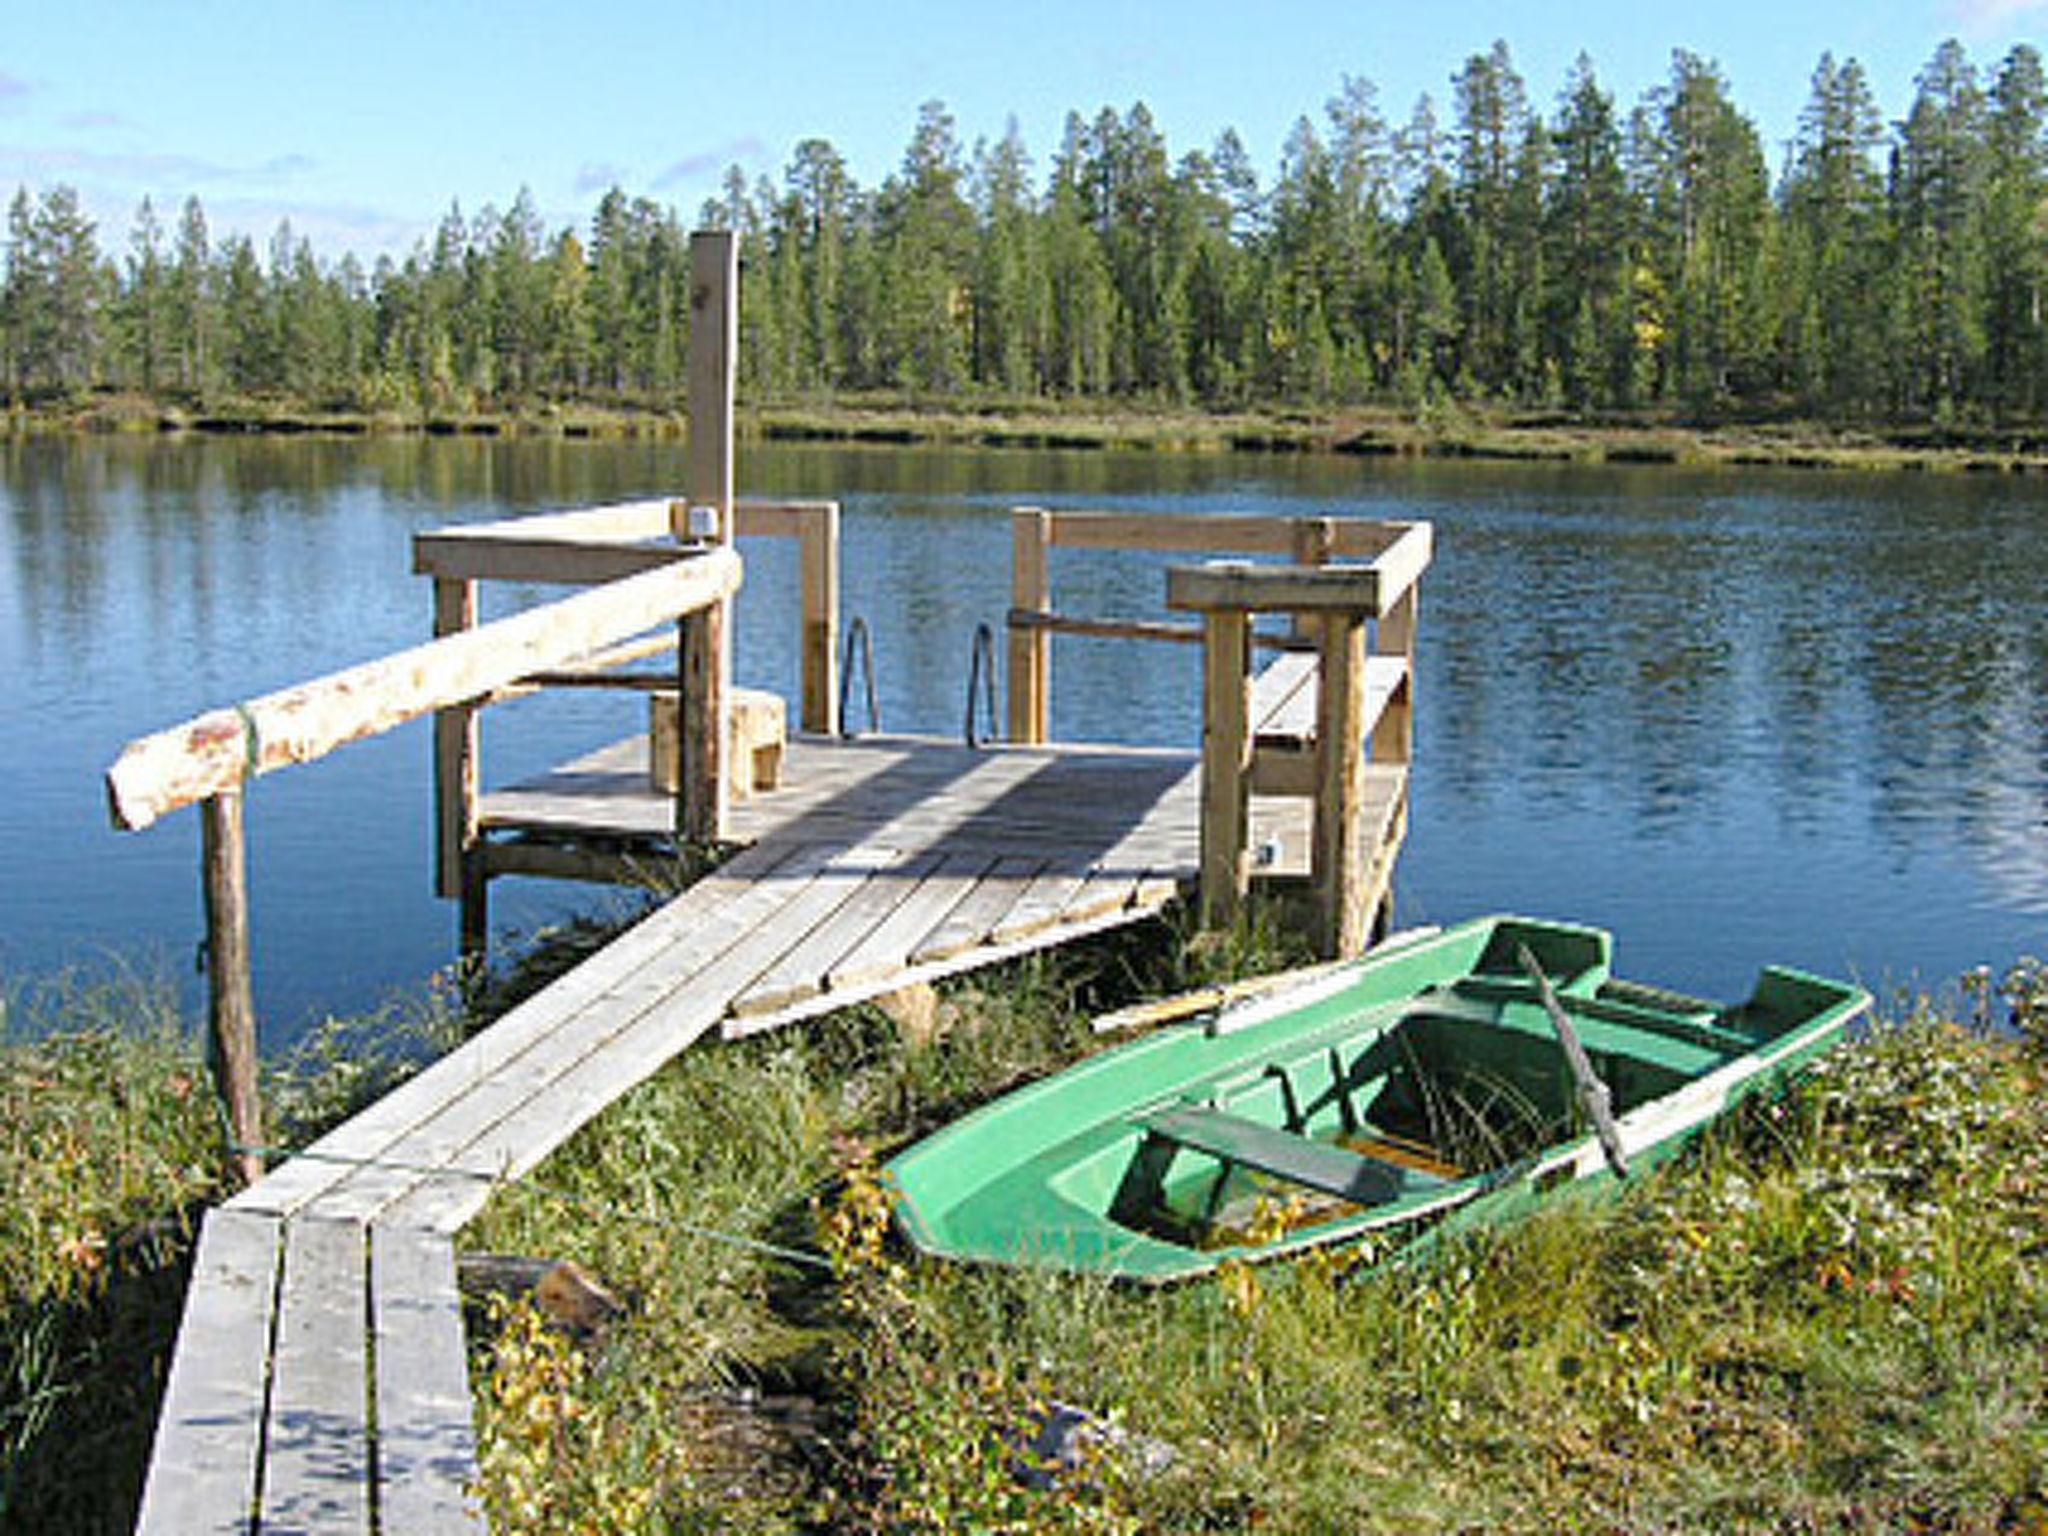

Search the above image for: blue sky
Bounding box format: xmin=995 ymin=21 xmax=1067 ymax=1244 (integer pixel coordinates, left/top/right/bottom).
xmin=3 ymin=0 xmax=2044 ymax=260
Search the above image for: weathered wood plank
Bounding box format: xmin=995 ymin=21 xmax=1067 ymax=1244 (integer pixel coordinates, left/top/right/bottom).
xmin=108 ymin=548 xmax=742 ymax=831
xmin=258 ymin=1216 xmax=370 ymax=1535
xmin=1043 ymin=511 xmax=1411 ymax=558
xmin=230 ymin=845 xmax=801 ymax=1219
xmin=823 ymin=849 xmax=993 ymax=995
xmin=371 ymin=1228 xmax=486 ymax=1535
xmin=380 ymin=850 xmax=891 ymax=1231
xmin=728 ymin=848 xmax=923 ymax=1019
xmin=1167 ymin=559 xmax=1394 ymax=617
xmin=910 ymin=853 xmax=1049 ymax=965
xmin=135 ymin=1209 xmax=281 ymax=1536
xmin=280 ymin=847 xmax=839 ymax=1226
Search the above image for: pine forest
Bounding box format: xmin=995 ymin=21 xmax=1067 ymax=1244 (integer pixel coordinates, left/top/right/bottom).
xmin=5 ymin=39 xmax=2047 ymax=428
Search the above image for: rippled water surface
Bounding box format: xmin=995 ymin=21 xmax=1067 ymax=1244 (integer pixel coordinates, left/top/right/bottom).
xmin=4 ymin=435 xmax=2044 ymax=1043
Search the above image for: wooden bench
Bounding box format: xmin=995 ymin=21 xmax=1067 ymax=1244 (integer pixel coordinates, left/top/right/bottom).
xmin=649 ymin=685 xmax=787 ymax=801
xmin=1142 ymin=1103 xmax=1442 ymax=1205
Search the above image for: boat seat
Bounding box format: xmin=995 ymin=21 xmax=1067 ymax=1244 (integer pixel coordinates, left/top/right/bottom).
xmin=1141 ymin=1105 xmax=1443 ymax=1205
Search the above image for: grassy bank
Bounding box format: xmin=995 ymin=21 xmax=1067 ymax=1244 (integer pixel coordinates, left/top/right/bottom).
xmin=5 ymin=934 xmax=2045 ymax=1532
xmin=16 ymin=389 xmax=2048 ymax=476
xmin=458 ymin=929 xmax=2048 ymax=1534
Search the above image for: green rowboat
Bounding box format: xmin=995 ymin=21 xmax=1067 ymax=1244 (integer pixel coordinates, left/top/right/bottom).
xmin=885 ymin=916 xmax=1870 ymax=1284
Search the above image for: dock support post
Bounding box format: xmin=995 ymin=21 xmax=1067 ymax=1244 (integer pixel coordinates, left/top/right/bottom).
xmin=800 ymin=504 xmax=840 ymax=736
xmin=1196 ymin=608 xmax=1254 ymax=930
xmin=431 ymin=576 xmax=486 ymax=958
xmin=1312 ymin=611 xmax=1370 ymax=958
xmin=1008 ymin=507 xmax=1051 ymax=743
xmin=201 ymin=790 xmax=264 ymax=1185
xmin=678 ymin=228 xmax=737 ymax=843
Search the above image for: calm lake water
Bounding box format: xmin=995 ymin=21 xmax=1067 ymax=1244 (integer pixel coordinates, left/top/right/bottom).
xmin=3 ymin=434 xmax=2044 ymax=1046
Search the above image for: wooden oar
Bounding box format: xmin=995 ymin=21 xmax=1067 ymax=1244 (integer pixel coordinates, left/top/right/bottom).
xmin=1089 ymin=960 xmax=1351 ymax=1035
xmin=1514 ymin=942 xmax=1630 ymax=1179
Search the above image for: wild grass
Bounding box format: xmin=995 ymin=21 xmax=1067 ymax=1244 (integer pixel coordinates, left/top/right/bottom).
xmin=463 ymin=935 xmax=2048 ymax=1534
xmin=4 ymin=934 xmax=2045 ymax=1531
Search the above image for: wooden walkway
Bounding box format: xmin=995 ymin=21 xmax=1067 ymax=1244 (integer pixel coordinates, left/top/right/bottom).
xmin=137 ymin=654 xmax=1409 ymax=1535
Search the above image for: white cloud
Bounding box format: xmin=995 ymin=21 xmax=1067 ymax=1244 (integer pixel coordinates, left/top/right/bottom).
xmin=1944 ymin=0 xmax=2048 ymax=35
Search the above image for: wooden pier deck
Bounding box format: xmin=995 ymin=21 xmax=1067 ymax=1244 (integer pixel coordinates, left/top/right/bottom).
xmin=138 ymin=671 xmax=1408 ymax=1534
xmin=120 ymin=238 xmax=1432 ymax=1533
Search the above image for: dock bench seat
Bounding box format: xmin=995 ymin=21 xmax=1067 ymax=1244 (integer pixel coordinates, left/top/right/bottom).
xmin=1142 ymin=1104 xmax=1444 ymax=1206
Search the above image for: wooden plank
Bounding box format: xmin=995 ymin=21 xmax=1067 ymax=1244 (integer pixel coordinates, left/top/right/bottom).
xmin=823 ymin=849 xmax=994 ymax=994
xmin=414 ymin=499 xmax=673 ymax=560
xmin=724 ymin=847 xmax=909 ymax=1015
xmin=135 ymin=1209 xmax=281 ymax=1536
xmin=1045 ymin=511 xmax=1411 ymax=558
xmin=272 ymin=846 xmax=834 ymax=1226
xmin=734 ymin=498 xmax=839 ymax=538
xmin=372 ymin=1228 xmax=486 ymax=1535
xmin=323 ymin=843 xmax=856 ymax=1224
xmin=1167 ymin=560 xmax=1391 ymax=617
xmin=378 ymin=849 xmax=887 ymax=1232
xmin=411 ymin=534 xmax=689 ymax=586
xmin=258 ymin=1216 xmax=370 ymax=1535
xmin=910 ymin=853 xmax=1048 ymax=965
xmin=108 ymin=547 xmax=742 ymax=831
xmin=730 ymin=866 xmax=1191 ymax=1040
xmin=231 ymin=844 xmax=802 ymax=1218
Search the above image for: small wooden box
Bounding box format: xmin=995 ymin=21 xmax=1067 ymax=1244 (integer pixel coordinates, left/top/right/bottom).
xmin=650 ymin=687 xmax=786 ymax=801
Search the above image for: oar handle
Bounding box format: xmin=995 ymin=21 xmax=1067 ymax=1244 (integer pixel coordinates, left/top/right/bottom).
xmin=1515 ymin=942 xmax=1631 ymax=1179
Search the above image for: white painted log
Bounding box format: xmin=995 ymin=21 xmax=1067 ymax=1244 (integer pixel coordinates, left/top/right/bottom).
xmin=106 ymin=546 xmax=741 ymax=831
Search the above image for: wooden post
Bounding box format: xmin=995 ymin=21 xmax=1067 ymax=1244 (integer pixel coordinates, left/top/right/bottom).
xmin=1289 ymin=516 xmax=1336 ymax=643
xmin=201 ymin=791 xmax=264 ymax=1186
xmin=799 ymin=504 xmax=840 ymax=735
xmin=1372 ymin=584 xmax=1416 ymax=766
xmin=679 ymin=229 xmax=736 ymax=842
xmin=431 ymin=577 xmax=486 ymax=958
xmin=1313 ymin=611 xmax=1370 ymax=959
xmin=1197 ymin=608 xmax=1254 ymax=930
xmin=1008 ymin=507 xmax=1051 ymax=743
xmin=682 ymin=230 xmax=737 ymax=542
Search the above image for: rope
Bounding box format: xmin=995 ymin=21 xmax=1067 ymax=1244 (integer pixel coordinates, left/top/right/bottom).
xmin=211 ymin=1102 xmax=835 ymax=1273
xmin=233 ymin=702 xmax=262 ymax=785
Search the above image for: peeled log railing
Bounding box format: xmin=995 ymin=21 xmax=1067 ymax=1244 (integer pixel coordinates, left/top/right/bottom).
xmin=102 ymin=544 xmax=744 ymax=1183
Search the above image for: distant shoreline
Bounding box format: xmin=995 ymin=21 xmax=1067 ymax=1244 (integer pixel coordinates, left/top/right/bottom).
xmin=11 ymin=392 xmax=2048 ymax=476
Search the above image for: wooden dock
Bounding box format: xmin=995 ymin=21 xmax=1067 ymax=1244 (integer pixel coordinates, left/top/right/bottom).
xmin=114 ymin=233 xmax=1431 ymax=1533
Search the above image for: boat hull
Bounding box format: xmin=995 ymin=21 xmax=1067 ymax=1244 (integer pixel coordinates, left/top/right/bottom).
xmin=884 ymin=916 xmax=1870 ymax=1284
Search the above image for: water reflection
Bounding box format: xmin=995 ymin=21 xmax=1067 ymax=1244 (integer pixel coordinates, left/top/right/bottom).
xmin=4 ymin=438 xmax=2046 ymax=1037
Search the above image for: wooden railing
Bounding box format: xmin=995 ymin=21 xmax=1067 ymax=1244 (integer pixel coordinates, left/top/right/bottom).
xmin=102 ymin=544 xmax=743 ymax=1181
xmin=1004 ymin=507 xmax=1430 ymax=745
xmin=411 ymin=495 xmax=839 ymax=946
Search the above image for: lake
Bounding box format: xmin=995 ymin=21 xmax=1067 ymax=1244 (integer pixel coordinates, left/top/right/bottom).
xmin=3 ymin=433 xmax=2043 ymax=1046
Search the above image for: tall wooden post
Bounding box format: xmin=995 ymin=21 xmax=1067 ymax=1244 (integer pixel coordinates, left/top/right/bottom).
xmin=800 ymin=504 xmax=840 ymax=736
xmin=1008 ymin=507 xmax=1051 ymax=743
xmin=679 ymin=230 xmax=737 ymax=843
xmin=201 ymin=790 xmax=264 ymax=1186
